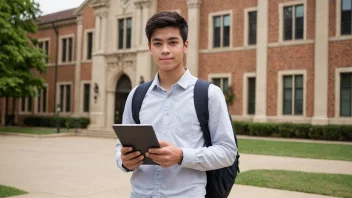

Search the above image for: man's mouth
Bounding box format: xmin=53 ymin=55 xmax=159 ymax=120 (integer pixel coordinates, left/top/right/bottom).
xmin=160 ymin=58 xmax=173 ymax=61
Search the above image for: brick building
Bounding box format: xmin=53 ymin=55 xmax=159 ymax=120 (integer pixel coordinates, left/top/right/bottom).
xmin=1 ymin=0 xmax=352 ymax=132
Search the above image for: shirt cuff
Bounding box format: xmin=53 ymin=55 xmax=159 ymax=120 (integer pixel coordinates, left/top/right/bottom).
xmin=116 ymin=152 xmax=130 ymax=173
xmin=180 ymin=148 xmax=196 ymax=168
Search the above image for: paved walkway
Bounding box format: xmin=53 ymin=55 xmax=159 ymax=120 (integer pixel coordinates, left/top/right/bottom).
xmin=0 ymin=136 xmax=351 ymax=198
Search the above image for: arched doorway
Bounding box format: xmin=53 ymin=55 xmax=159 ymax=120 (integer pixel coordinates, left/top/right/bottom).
xmin=114 ymin=74 xmax=132 ymax=124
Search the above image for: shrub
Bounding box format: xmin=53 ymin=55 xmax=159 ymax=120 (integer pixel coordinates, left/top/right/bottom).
xmin=233 ymin=121 xmax=249 ymax=135
xmin=23 ymin=116 xmax=90 ymax=129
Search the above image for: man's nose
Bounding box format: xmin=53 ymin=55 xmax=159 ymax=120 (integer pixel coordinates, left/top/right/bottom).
xmin=161 ymin=44 xmax=170 ymax=55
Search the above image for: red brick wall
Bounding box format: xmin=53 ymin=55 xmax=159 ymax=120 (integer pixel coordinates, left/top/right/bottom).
xmin=267 ymin=44 xmax=315 ymax=117
xmin=157 ymin=0 xmax=188 ymax=20
xmin=199 ymin=50 xmax=256 ymax=115
xmin=328 ymin=40 xmax=352 ymax=118
xmin=329 ymin=0 xmax=336 ymax=37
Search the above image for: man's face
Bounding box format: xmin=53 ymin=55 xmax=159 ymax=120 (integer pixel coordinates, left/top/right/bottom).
xmin=148 ymin=27 xmax=188 ymax=72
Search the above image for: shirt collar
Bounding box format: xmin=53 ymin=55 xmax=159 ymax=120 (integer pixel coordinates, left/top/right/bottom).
xmin=150 ymin=68 xmax=192 ymax=90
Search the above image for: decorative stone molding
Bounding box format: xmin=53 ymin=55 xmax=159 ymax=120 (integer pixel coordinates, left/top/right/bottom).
xmin=77 ymin=16 xmax=83 ymax=25
xmin=187 ymin=0 xmax=201 ymax=9
xmin=134 ymin=2 xmax=142 ymax=9
xmin=106 ymin=53 xmax=135 ymax=71
xmin=91 ymin=0 xmax=109 ymax=9
xmin=39 ymin=18 xmax=76 ymax=29
xmin=133 ymin=0 xmax=150 ymax=8
xmin=121 ymin=0 xmax=131 ymax=9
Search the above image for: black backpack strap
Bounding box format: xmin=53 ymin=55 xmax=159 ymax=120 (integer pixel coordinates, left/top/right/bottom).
xmin=194 ymin=79 xmax=212 ymax=147
xmin=131 ymin=81 xmax=153 ymax=124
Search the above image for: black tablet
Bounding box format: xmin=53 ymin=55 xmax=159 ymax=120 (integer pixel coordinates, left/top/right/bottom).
xmin=112 ymin=124 xmax=161 ymax=165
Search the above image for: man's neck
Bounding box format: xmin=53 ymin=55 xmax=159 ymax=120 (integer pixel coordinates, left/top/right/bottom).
xmin=158 ymin=66 xmax=185 ymax=92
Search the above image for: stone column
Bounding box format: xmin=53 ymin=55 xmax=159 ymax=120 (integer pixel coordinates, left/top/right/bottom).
xmin=253 ymin=0 xmax=269 ymax=123
xmin=312 ymin=0 xmax=329 ymax=125
xmin=134 ymin=2 xmax=143 ymax=48
xmin=186 ymin=0 xmax=201 ymax=77
xmin=74 ymin=16 xmax=83 ymax=116
xmin=106 ymin=90 xmax=115 ymax=129
xmin=101 ymin=12 xmax=108 ymax=53
xmin=95 ymin=16 xmax=101 ymax=52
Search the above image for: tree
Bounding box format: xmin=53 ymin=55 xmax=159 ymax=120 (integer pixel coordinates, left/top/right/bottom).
xmin=0 ymin=0 xmax=46 ymax=99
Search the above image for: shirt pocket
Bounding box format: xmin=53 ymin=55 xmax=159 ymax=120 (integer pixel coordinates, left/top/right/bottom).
xmin=173 ymin=101 xmax=200 ymax=139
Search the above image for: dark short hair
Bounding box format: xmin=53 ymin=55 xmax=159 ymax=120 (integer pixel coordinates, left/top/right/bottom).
xmin=145 ymin=11 xmax=188 ymax=44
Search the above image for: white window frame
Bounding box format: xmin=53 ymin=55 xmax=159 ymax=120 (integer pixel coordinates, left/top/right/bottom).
xmin=35 ymin=84 xmax=49 ymax=114
xmin=277 ymin=70 xmax=307 ymax=117
xmin=335 ymin=67 xmax=352 ymax=118
xmin=279 ymin=0 xmax=307 ymax=43
xmin=335 ymin=0 xmax=352 ymax=40
xmin=208 ymin=10 xmax=233 ymax=49
xmin=244 ymin=7 xmax=257 ymax=47
xmin=243 ymin=72 xmax=256 ymax=116
xmin=56 ymin=82 xmax=73 ymax=114
xmin=116 ymin=15 xmax=133 ymax=50
xmin=19 ymin=97 xmax=33 ymax=115
xmin=38 ymin=37 xmax=50 ymax=63
xmin=83 ymin=29 xmax=95 ymax=62
xmin=80 ymin=81 xmax=91 ymax=114
xmin=59 ymin=34 xmax=75 ymax=65
xmin=208 ymin=73 xmax=232 ymax=91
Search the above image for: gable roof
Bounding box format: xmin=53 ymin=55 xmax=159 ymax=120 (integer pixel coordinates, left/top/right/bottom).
xmin=39 ymin=8 xmax=77 ymax=24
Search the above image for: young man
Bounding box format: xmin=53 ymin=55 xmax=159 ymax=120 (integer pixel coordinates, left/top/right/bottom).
xmin=115 ymin=11 xmax=237 ymax=198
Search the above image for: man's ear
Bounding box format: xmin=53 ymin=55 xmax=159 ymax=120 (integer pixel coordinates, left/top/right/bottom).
xmin=183 ymin=40 xmax=189 ymax=54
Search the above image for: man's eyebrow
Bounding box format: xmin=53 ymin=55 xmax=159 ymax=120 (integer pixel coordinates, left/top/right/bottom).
xmin=152 ymin=38 xmax=162 ymax=41
xmin=151 ymin=37 xmax=180 ymax=42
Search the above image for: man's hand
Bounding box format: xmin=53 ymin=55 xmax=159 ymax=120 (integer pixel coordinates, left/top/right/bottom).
xmin=121 ymin=147 xmax=144 ymax=170
xmin=146 ymin=141 xmax=182 ymax=168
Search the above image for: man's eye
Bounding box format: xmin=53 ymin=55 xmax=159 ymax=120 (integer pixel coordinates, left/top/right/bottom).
xmin=153 ymin=42 xmax=161 ymax=46
xmin=169 ymin=41 xmax=177 ymax=45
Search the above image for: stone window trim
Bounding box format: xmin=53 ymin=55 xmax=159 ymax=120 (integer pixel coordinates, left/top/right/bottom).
xmin=277 ymin=70 xmax=307 ymax=117
xmin=19 ymin=97 xmax=33 ymax=115
xmin=56 ymin=82 xmax=73 ymax=115
xmin=208 ymin=73 xmax=232 ymax=91
xmin=115 ymin=14 xmax=133 ymax=51
xmin=38 ymin=37 xmax=50 ymax=63
xmin=208 ymin=10 xmax=233 ymax=49
xmin=278 ymin=0 xmax=307 ymax=43
xmin=335 ymin=67 xmax=352 ymax=118
xmin=334 ymin=0 xmax=352 ymax=40
xmin=80 ymin=81 xmax=91 ymax=114
xmin=83 ymin=29 xmax=95 ymax=62
xmin=244 ymin=7 xmax=258 ymax=47
xmin=35 ymin=84 xmax=49 ymax=115
xmin=242 ymin=72 xmax=256 ymax=116
xmin=59 ymin=34 xmax=75 ymax=65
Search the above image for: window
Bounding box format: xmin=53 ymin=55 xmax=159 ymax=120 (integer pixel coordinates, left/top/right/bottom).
xmin=248 ymin=11 xmax=257 ymax=45
xmin=340 ymin=73 xmax=352 ymax=116
xmin=61 ymin=37 xmax=73 ymax=63
xmin=283 ymin=75 xmax=303 ymax=115
xmin=83 ymin=83 xmax=90 ymax=112
xmin=342 ymin=0 xmax=352 ymax=35
xmin=118 ymin=18 xmax=132 ymax=49
xmin=59 ymin=84 xmax=71 ymax=112
xmin=283 ymin=5 xmax=304 ymax=41
xmin=20 ymin=97 xmax=32 ymax=113
xmin=213 ymin=15 xmax=230 ymax=48
xmin=248 ymin=77 xmax=256 ymax=114
xmin=212 ymin=77 xmax=229 ymax=91
xmin=38 ymin=40 xmax=49 ymax=63
xmin=37 ymin=87 xmax=47 ymax=113
xmin=87 ymin=32 xmax=94 ymax=60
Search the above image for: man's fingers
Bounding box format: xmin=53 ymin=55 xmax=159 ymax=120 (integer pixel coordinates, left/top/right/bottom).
xmin=120 ymin=147 xmax=133 ymax=155
xmin=159 ymin=141 xmax=170 ymax=147
xmin=123 ymin=155 xmax=144 ymax=166
xmin=148 ymin=148 xmax=166 ymax=154
xmin=122 ymin=151 xmax=142 ymax=161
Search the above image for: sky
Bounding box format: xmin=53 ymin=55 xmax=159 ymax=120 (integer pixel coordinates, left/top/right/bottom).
xmin=34 ymin=0 xmax=85 ymax=15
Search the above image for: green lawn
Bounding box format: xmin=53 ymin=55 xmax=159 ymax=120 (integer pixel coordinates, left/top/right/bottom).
xmin=0 ymin=184 xmax=27 ymax=197
xmin=236 ymin=170 xmax=352 ymax=198
xmin=239 ymin=139 xmax=352 ymax=161
xmin=0 ymin=127 xmax=70 ymax=134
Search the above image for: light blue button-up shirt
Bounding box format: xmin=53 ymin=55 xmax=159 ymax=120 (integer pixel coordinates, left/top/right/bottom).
xmin=115 ymin=69 xmax=237 ymax=198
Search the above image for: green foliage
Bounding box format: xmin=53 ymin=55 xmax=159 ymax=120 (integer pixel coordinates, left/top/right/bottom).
xmin=233 ymin=121 xmax=352 ymax=141
xmin=223 ymin=85 xmax=235 ymax=106
xmin=0 ymin=184 xmax=27 ymax=197
xmin=23 ymin=116 xmax=90 ymax=128
xmin=0 ymin=0 xmax=46 ymax=98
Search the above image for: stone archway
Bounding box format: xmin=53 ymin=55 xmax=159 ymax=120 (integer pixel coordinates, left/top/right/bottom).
xmin=114 ymin=74 xmax=132 ymax=124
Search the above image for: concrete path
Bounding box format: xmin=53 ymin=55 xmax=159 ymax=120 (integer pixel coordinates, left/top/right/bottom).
xmin=0 ymin=136 xmax=350 ymax=198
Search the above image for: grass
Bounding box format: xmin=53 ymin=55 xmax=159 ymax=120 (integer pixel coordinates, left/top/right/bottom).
xmin=0 ymin=127 xmax=70 ymax=134
xmin=239 ymin=139 xmax=352 ymax=161
xmin=0 ymin=184 xmax=27 ymax=197
xmin=236 ymin=170 xmax=352 ymax=198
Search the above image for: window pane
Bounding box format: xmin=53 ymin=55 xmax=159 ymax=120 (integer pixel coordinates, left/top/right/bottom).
xmin=39 ymin=42 xmax=43 ymax=49
xmin=223 ymin=78 xmax=229 ymax=91
xmin=284 ymin=76 xmax=293 ymax=88
xmin=126 ymin=18 xmax=132 ymax=49
xmin=45 ymin=41 xmax=49 ymax=63
xmin=340 ymin=73 xmax=352 ymax=116
xmin=213 ymin=78 xmax=221 ymax=87
xmin=283 ymin=76 xmax=293 ymax=115
xmin=68 ymin=38 xmax=73 ymax=62
xmin=342 ymin=0 xmax=352 ymax=10
xmin=223 ymin=15 xmax=230 ymax=47
xmin=84 ymin=84 xmax=90 ymax=112
xmin=284 ymin=6 xmax=293 ymax=40
xmin=28 ymin=97 xmax=32 ymax=112
xmin=60 ymin=85 xmax=64 ymax=111
xmin=66 ymin=85 xmax=71 ymax=112
xmin=295 ymin=88 xmax=303 ymax=115
xmin=341 ymin=0 xmax=352 ymax=35
xmin=43 ymin=87 xmax=47 ymax=112
xmin=295 ymin=75 xmax=303 ymax=88
xmin=248 ymin=77 xmax=256 ymax=114
xmin=213 ymin=16 xmax=221 ymax=47
xmin=249 ymin=11 xmax=257 ymax=45
xmin=118 ymin=19 xmax=124 ymax=49
xmin=87 ymin=32 xmax=93 ymax=60
xmin=295 ymin=5 xmax=304 ymax=39
xmin=62 ymin=38 xmax=67 ymax=62
xmin=38 ymin=90 xmax=41 ymax=112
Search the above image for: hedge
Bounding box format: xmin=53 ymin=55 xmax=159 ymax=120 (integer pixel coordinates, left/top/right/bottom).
xmin=23 ymin=116 xmax=90 ymax=129
xmin=233 ymin=121 xmax=352 ymax=141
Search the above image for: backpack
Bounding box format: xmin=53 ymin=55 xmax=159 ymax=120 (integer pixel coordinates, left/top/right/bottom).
xmin=131 ymin=79 xmax=240 ymax=198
